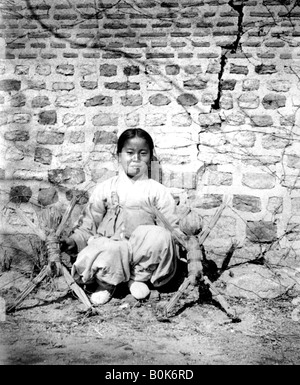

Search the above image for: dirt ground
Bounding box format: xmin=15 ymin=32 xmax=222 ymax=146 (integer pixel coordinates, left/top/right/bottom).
xmin=1 ymin=266 xmax=300 ymax=367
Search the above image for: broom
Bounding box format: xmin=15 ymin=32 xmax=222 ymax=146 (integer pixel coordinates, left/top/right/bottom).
xmin=7 ymin=197 xmax=93 ymax=313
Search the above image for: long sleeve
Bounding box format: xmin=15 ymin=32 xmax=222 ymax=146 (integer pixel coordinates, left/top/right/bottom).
xmin=70 ymin=183 xmax=107 ymax=252
xmin=152 ymin=182 xmax=180 ymax=231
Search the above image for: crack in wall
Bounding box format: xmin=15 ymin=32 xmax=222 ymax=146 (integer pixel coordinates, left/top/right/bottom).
xmin=211 ymin=0 xmax=245 ymax=110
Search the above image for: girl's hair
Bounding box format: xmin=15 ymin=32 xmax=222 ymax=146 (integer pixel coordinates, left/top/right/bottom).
xmin=117 ymin=128 xmax=154 ymax=158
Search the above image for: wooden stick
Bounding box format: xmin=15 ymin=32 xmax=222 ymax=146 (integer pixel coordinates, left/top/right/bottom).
xmin=62 ymin=265 xmax=93 ymax=311
xmin=6 ymin=265 xmax=48 ymax=313
xmin=6 ymin=265 xmax=95 ymax=314
xmin=197 ymin=200 xmax=228 ymax=245
xmin=164 ymin=277 xmax=191 ymax=316
xmin=203 ymin=276 xmax=240 ymax=322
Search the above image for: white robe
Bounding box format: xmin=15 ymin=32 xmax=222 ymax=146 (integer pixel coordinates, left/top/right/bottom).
xmin=71 ymin=170 xmax=180 ymax=287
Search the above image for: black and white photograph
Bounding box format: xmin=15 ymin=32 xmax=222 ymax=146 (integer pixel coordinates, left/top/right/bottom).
xmin=0 ymin=0 xmax=300 ymax=369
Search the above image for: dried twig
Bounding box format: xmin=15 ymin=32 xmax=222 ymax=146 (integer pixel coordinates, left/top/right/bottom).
xmin=202 ymin=276 xmax=240 ymax=321
xmin=197 ymin=199 xmax=229 ymax=245
xmin=56 ymin=196 xmax=78 ymax=237
xmin=6 ymin=265 xmax=48 ymax=313
xmin=62 ymin=266 xmax=93 ymax=311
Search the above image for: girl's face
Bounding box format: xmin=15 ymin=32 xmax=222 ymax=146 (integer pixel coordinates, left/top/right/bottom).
xmin=119 ymin=137 xmax=151 ymax=179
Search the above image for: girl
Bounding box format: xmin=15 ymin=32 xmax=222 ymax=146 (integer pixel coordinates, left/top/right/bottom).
xmin=61 ymin=128 xmax=181 ymax=305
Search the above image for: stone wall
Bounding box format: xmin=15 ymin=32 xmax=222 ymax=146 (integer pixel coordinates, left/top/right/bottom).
xmin=1 ymin=0 xmax=300 ymax=271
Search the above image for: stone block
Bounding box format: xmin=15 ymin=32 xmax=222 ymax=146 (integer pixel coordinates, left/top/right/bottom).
xmin=171 ymin=112 xmax=192 ymax=126
xmin=149 ymin=93 xmax=171 ymax=106
xmin=145 ymin=113 xmax=167 ymax=126
xmin=255 ymin=64 xmax=277 ymax=74
xmin=124 ymin=66 xmax=139 ymax=76
xmin=191 ymin=194 xmax=223 ymax=209
xmin=218 ymin=264 xmax=298 ymax=299
xmin=70 ymin=131 xmax=85 ymax=144
xmin=34 ymin=147 xmax=52 ymax=165
xmin=80 ymin=81 xmax=98 ymax=90
xmin=84 ymin=95 xmax=112 ymax=107
xmin=266 ymin=79 xmax=291 ymax=92
xmin=10 ymin=92 xmax=26 ymax=107
xmin=280 ymin=115 xmax=295 ymax=126
xmin=4 ymin=130 xmax=29 ymax=141
xmin=121 ymin=95 xmax=143 ymax=106
xmin=104 ymin=82 xmax=140 ymax=90
xmin=198 ymin=112 xmax=221 ymax=128
xmin=225 ymin=112 xmax=246 ymax=125
xmin=52 ymin=82 xmax=75 ymax=91
xmin=205 ymin=171 xmax=233 ymax=186
xmin=230 ymin=64 xmax=249 ymax=75
xmin=246 ymin=221 xmax=277 ymax=243
xmin=287 ymin=154 xmax=300 ymax=169
xmin=9 ymin=185 xmax=32 ymax=203
xmin=242 ymin=173 xmax=276 ymax=189
xmin=238 ymin=92 xmax=260 ymax=109
xmin=251 ymin=115 xmax=273 ymax=127
xmin=291 ymin=197 xmax=300 ymax=214
xmin=267 ymin=196 xmax=283 ymax=214
xmin=37 ymin=131 xmax=64 ymax=145
xmin=93 ymin=130 xmax=118 ymax=144
xmin=261 ymin=133 xmax=290 ymax=149
xmin=0 ymin=79 xmax=21 ymax=92
xmin=183 ymin=77 xmax=208 ymax=90
xmin=12 ymin=114 xmax=31 ymax=124
xmin=28 ymin=80 xmax=46 ymax=90
xmin=166 ymin=64 xmax=180 ymax=75
xmin=48 ymin=167 xmax=86 ymax=185
xmin=220 ymin=79 xmax=236 ymax=91
xmin=262 ymin=94 xmax=286 ymax=109
xmin=38 ymin=187 xmax=58 ymax=206
xmin=56 ymin=64 xmax=75 ymax=76
xmin=31 ymin=96 xmax=50 ymax=108
xmin=35 ymin=64 xmax=51 ymax=76
xmin=62 ymin=114 xmax=85 ymax=127
xmin=92 ymin=113 xmax=119 ymax=126
xmin=242 ymin=79 xmax=260 ymax=91
xmin=55 ymin=95 xmax=78 ymax=108
xmin=14 ymin=65 xmax=29 ymax=75
xmin=177 ymin=93 xmax=198 ymax=106
xmin=232 ymin=131 xmax=256 ymax=147
xmin=233 ymin=195 xmax=261 ymax=213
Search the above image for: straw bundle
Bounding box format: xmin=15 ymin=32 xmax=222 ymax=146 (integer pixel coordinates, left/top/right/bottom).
xmin=15 ymin=205 xmax=63 ymax=277
xmin=7 ymin=197 xmax=93 ymax=313
xmin=15 ymin=197 xmax=78 ymax=276
xmin=149 ymin=197 xmax=239 ymax=319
